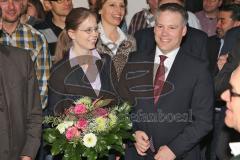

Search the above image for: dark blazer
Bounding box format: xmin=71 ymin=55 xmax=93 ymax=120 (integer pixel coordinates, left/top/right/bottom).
xmin=133 ymin=26 xmax=208 ymax=62
xmin=121 ymin=44 xmax=214 ymax=159
xmin=215 ymin=38 xmax=240 ymax=98
xmin=0 ymin=45 xmax=42 ymax=160
xmin=220 ymin=26 xmax=240 ymax=54
xmin=206 ymin=35 xmax=222 ymax=75
xmin=48 ymin=52 xmax=118 ymax=115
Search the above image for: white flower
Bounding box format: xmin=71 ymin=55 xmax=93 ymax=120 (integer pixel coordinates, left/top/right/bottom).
xmin=83 ymin=133 xmax=97 ymax=148
xmin=56 ymin=121 xmax=74 ymax=134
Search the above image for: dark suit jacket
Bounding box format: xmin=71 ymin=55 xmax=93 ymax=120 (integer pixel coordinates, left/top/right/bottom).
xmin=0 ymin=45 xmax=42 ymax=160
xmin=133 ymin=26 xmax=208 ymax=62
xmin=121 ymin=45 xmax=214 ymax=160
xmin=48 ymin=52 xmax=118 ymax=115
xmin=206 ymin=35 xmax=222 ymax=75
xmin=215 ymin=38 xmax=240 ymax=98
xmin=220 ymin=26 xmax=240 ymax=54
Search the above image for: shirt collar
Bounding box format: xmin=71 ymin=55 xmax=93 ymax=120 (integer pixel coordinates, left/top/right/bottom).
xmin=98 ymin=22 xmax=126 ymax=47
xmin=2 ymin=22 xmax=23 ymax=35
xmin=69 ymin=48 xmax=101 ymax=68
xmin=155 ymin=47 xmax=180 ymax=59
xmin=229 ymin=142 xmax=240 ymax=156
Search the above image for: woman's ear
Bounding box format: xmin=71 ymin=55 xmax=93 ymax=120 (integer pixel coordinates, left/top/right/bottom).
xmin=98 ymin=9 xmax=102 ymax=14
xmin=67 ymin=29 xmax=76 ymax=40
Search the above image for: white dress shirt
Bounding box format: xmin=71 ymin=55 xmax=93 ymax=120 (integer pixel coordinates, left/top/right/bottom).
xmin=229 ymin=142 xmax=240 ymax=156
xmin=153 ymin=47 xmax=179 ymax=82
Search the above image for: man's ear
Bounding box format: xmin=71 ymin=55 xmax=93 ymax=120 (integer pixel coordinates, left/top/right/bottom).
xmin=182 ymin=25 xmax=187 ymax=37
xmin=43 ymin=0 xmax=52 ymax=11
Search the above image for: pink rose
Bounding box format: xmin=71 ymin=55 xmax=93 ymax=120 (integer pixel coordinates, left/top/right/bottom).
xmin=75 ymin=119 xmax=88 ymax=130
xmin=74 ymin=104 xmax=87 ymax=114
xmin=93 ymin=108 xmax=108 ymax=117
xmin=65 ymin=127 xmax=80 ymax=140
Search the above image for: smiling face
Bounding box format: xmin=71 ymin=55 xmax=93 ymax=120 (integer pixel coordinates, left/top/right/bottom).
xmin=221 ymin=65 xmax=240 ymax=132
xmin=154 ymin=10 xmax=187 ymax=54
xmin=68 ymin=15 xmax=99 ymax=52
xmin=99 ymin=0 xmax=125 ymax=27
xmin=0 ymin=0 xmax=22 ymax=23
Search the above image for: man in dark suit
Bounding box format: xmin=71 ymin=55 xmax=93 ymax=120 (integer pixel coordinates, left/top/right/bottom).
xmin=216 ymin=27 xmax=240 ymax=160
xmin=208 ymin=4 xmax=240 ymax=75
xmin=123 ymin=3 xmax=214 ymax=160
xmin=205 ymin=4 xmax=240 ymax=159
xmin=134 ymin=1 xmax=208 ymax=63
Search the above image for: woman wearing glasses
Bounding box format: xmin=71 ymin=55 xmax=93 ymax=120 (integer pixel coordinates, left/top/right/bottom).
xmin=48 ymin=7 xmax=118 ymax=135
xmin=95 ymin=0 xmax=136 ymax=80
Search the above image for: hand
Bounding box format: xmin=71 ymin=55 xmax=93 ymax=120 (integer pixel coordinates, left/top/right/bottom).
xmin=154 ymin=145 xmax=176 ymax=160
xmin=20 ymin=156 xmax=32 ymax=160
xmin=133 ymin=130 xmax=150 ymax=156
xmin=217 ymin=54 xmax=228 ymax=71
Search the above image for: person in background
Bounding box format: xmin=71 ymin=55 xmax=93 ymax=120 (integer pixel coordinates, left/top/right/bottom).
xmin=88 ymin=0 xmax=128 ymax=33
xmin=128 ymin=0 xmax=159 ymax=35
xmin=196 ymin=0 xmax=223 ymax=36
xmin=0 ymin=0 xmax=51 ymax=110
xmin=27 ymin=0 xmax=46 ymax=25
xmin=95 ymin=0 xmax=136 ymax=80
xmin=206 ymin=4 xmax=240 ymax=159
xmin=207 ymin=4 xmax=240 ymax=75
xmin=0 ymin=7 xmax=42 ymax=160
xmin=21 ymin=0 xmax=45 ymax=25
xmin=34 ymin=0 xmax=73 ymax=58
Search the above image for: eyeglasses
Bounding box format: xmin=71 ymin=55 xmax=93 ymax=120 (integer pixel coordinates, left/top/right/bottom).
xmin=230 ymin=90 xmax=240 ymax=98
xmin=78 ymin=27 xmax=99 ymax=34
xmin=227 ymin=83 xmax=240 ymax=100
xmin=49 ymin=0 xmax=71 ymax=4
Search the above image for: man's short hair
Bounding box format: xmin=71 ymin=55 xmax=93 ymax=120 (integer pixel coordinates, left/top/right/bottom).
xmin=219 ymin=4 xmax=240 ymax=21
xmin=158 ymin=0 xmax=185 ymax=6
xmin=155 ymin=3 xmax=188 ymax=25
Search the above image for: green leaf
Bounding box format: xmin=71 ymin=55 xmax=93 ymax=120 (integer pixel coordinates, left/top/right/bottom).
xmin=111 ymin=145 xmax=124 ymax=154
xmin=43 ymin=128 xmax=59 ymax=143
xmin=63 ymin=143 xmax=81 ymax=160
xmin=82 ymin=149 xmax=98 ymax=160
xmin=93 ymin=98 xmax=113 ymax=108
xmin=51 ymin=136 xmax=66 ymax=155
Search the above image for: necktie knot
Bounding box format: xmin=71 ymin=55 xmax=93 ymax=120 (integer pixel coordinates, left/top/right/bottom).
xmin=159 ymin=55 xmax=167 ymax=63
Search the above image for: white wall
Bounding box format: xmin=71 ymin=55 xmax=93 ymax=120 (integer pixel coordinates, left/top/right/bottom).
xmin=72 ymin=0 xmax=148 ymax=26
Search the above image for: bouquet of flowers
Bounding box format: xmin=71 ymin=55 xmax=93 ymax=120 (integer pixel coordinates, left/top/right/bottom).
xmin=43 ymin=97 xmax=133 ymax=160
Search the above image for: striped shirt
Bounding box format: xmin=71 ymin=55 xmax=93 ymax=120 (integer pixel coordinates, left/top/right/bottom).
xmin=128 ymin=9 xmax=154 ymax=35
xmin=0 ymin=23 xmax=52 ymax=109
